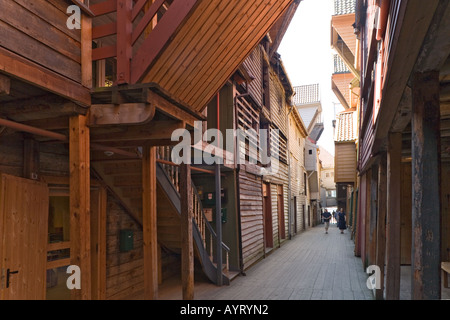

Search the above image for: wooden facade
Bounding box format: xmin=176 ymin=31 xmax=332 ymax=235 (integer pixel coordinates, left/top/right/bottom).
xmin=0 ymin=0 xmax=301 ymax=300
xmin=355 ymin=0 xmax=450 ymax=300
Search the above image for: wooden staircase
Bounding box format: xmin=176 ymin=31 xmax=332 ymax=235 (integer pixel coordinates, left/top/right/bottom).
xmin=92 ymin=147 xmax=230 ymax=285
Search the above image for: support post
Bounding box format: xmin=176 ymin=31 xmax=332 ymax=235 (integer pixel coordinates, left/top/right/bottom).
xmin=69 ymin=115 xmax=91 ymax=300
xmin=180 ymin=163 xmax=194 ymax=300
xmin=116 ymin=0 xmax=132 ymax=84
xmin=23 ymin=137 xmax=40 ymax=180
xmin=215 ymin=163 xmax=223 ymax=287
xmin=411 ymin=71 xmax=441 ymax=300
xmin=142 ymin=146 xmax=158 ymax=299
xmin=369 ymin=165 xmax=378 ymax=267
xmin=386 ymin=132 xmax=402 ymax=300
xmin=376 ymin=153 xmax=387 ymax=300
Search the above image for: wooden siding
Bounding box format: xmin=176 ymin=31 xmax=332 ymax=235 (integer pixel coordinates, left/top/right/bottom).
xmin=242 ymin=45 xmax=264 ymax=108
xmin=335 ymin=142 xmax=357 ymax=183
xmin=0 ymin=0 xmax=82 ymax=83
xmin=105 ymin=196 xmax=144 ymax=300
xmin=269 ymin=70 xmax=288 ymax=136
xmin=238 ymin=169 xmax=264 ymax=270
xmin=140 ymin=0 xmax=294 ymax=113
xmin=400 ymin=162 xmax=412 ymax=265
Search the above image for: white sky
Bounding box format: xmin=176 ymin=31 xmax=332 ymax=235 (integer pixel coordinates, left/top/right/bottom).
xmin=278 ymin=0 xmax=344 ymax=156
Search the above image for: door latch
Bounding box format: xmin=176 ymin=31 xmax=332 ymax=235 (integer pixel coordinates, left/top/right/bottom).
xmin=6 ymin=269 xmax=19 ymax=288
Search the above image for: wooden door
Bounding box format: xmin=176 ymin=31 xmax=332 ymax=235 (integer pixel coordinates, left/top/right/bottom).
xmin=0 ymin=174 xmax=49 ymax=300
xmin=293 ymin=197 xmax=297 ymax=234
xmin=277 ymin=185 xmax=285 ymax=240
xmin=262 ymin=183 xmax=273 ymax=248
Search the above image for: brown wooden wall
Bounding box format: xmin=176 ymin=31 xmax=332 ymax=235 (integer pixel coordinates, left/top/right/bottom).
xmin=105 ymin=197 xmax=144 ymax=300
xmin=242 ymin=45 xmax=264 ymax=108
xmin=335 ymin=142 xmax=357 ymax=183
xmin=238 ymin=168 xmax=264 ymax=270
xmin=0 ymin=0 xmax=82 ymax=84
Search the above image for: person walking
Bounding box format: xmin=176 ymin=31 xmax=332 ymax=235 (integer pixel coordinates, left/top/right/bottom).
xmin=321 ymin=209 xmax=332 ymax=234
xmin=338 ymin=208 xmax=347 ymax=234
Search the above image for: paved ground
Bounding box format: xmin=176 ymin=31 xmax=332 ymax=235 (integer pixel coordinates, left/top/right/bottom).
xmin=157 ymin=223 xmax=450 ymax=300
xmin=192 ymin=223 xmax=374 ymax=300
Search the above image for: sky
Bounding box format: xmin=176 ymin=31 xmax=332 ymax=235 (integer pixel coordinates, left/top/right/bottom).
xmin=278 ymin=0 xmax=344 ymax=156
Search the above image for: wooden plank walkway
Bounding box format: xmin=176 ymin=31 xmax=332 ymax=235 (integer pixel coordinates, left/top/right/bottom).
xmin=158 ymin=223 xmax=375 ymax=300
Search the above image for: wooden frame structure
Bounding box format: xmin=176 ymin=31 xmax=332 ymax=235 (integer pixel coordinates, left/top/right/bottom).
xmin=355 ymin=0 xmax=450 ymax=300
xmin=0 ymin=0 xmax=299 ymax=300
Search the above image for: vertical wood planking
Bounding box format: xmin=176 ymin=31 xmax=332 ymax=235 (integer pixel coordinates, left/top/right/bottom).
xmin=411 ymin=71 xmax=441 ymax=300
xmin=376 ymin=154 xmax=387 ymax=300
xmin=69 ymin=114 xmax=91 ymax=300
xmin=91 ymin=186 xmax=107 ymax=300
xmin=142 ymin=146 xmax=158 ymax=299
xmin=386 ymin=132 xmax=402 ymax=300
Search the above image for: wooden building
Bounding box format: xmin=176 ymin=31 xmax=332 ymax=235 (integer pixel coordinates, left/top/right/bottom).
xmin=289 ymin=102 xmax=309 ymax=235
xmin=354 ymin=0 xmax=450 ymax=300
xmin=203 ymin=7 xmax=305 ymax=271
xmin=331 ymin=0 xmax=360 ymax=223
xmin=0 ymin=0 xmax=298 ymax=300
xmin=294 ymin=84 xmax=324 ymax=226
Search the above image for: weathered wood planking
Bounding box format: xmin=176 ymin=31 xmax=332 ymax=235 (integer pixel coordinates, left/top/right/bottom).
xmin=335 ymin=143 xmax=357 ymax=183
xmin=0 ymin=0 xmax=81 ymax=83
xmin=238 ymin=169 xmax=264 ymax=270
xmin=242 ymin=45 xmax=265 ymax=108
xmin=105 ymin=196 xmax=144 ymax=300
xmin=140 ymin=0 xmax=294 ymax=112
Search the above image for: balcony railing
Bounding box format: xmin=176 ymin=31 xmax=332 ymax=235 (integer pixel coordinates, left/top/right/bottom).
xmin=334 ymin=0 xmax=356 ymax=15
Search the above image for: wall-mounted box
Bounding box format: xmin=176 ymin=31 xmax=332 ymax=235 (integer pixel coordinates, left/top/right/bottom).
xmin=119 ymin=229 xmax=134 ymax=252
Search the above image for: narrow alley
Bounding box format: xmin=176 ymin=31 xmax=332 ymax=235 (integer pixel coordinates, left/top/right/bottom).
xmin=158 ymin=224 xmax=374 ymax=300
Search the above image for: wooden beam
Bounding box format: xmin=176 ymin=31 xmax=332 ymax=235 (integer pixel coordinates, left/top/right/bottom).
xmin=23 ymin=137 xmax=40 ymax=180
xmin=89 ymin=103 xmax=155 ymax=127
xmin=180 ymin=163 xmax=194 ymax=300
xmin=146 ymin=89 xmax=199 ymax=127
xmin=376 ymin=153 xmax=387 ymax=300
xmin=0 ymin=73 xmax=11 ymax=95
xmin=0 ymin=95 xmax=87 ymax=122
xmin=142 ymin=146 xmax=158 ymax=299
xmin=0 ymin=47 xmax=91 ymax=107
xmin=90 ymin=120 xmax=185 ymax=143
xmin=69 ymin=114 xmax=91 ymax=300
xmin=414 ymin=0 xmax=450 ymax=73
xmin=411 ymin=71 xmax=441 ymax=300
xmin=81 ymin=9 xmax=92 ymax=89
xmin=385 ymin=132 xmax=402 ymax=300
xmin=391 ymin=86 xmax=412 ymax=133
xmin=372 ymin=0 xmax=439 ymax=154
xmin=116 ymin=0 xmax=133 ymax=84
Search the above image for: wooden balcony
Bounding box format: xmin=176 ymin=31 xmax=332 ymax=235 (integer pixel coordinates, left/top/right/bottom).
xmin=91 ymin=0 xmax=295 ymax=113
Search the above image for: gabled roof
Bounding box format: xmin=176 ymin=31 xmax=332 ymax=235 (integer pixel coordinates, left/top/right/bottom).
xmin=335 ymin=108 xmax=357 ymax=142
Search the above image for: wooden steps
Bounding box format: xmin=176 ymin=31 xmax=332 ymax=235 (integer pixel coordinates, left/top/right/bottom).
xmin=93 ymin=158 xmax=230 ymax=285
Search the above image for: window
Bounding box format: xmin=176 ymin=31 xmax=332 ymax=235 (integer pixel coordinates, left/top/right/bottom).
xmin=309 ymin=150 xmax=313 ymax=155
